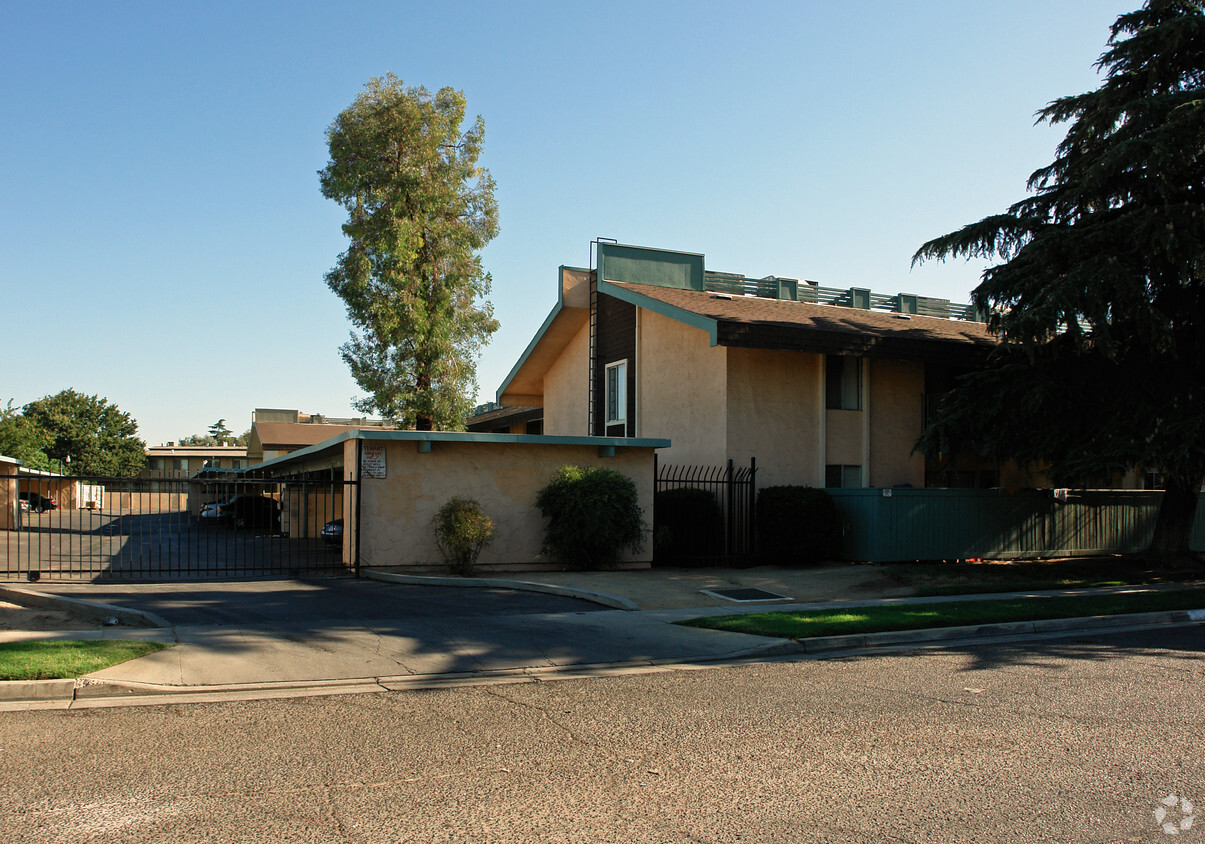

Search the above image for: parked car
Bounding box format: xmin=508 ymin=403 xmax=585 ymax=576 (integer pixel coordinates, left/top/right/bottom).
xmin=321 ymin=518 xmax=343 ymax=546
xmin=19 ymin=492 xmax=57 ymax=513
xmin=199 ymin=501 xmax=224 ymax=520
xmin=217 ymin=495 xmax=281 ymax=531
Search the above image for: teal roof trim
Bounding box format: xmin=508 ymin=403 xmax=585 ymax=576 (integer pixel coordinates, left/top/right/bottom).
xmin=597 ymin=280 xmax=719 ymax=345
xmin=249 ymin=429 xmax=671 ymax=474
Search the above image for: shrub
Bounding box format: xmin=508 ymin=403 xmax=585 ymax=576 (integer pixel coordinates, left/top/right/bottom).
xmin=756 ymin=486 xmax=839 ymax=565
xmin=654 ymin=487 xmax=722 ymax=563
xmin=432 ymin=496 xmax=495 ymax=576
xmin=536 ymin=466 xmax=646 ymax=569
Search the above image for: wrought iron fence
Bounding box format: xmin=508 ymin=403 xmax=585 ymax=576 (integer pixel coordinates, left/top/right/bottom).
xmin=654 ymin=458 xmax=756 ymax=566
xmin=1 ymin=474 xmax=353 ymax=581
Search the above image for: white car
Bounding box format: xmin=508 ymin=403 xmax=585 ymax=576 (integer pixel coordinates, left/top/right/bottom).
xmin=200 ymin=501 xmax=224 ymax=520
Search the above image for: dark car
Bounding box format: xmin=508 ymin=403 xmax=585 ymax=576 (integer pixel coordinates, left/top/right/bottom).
xmin=19 ymin=492 xmax=57 ymax=513
xmin=321 ymin=518 xmax=343 ymax=546
xmin=218 ymin=495 xmax=281 ymax=531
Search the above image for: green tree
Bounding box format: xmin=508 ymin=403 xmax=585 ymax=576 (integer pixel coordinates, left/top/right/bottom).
xmin=208 ymin=419 xmax=233 ymax=443
xmin=0 ymin=400 xmax=50 ymax=471
xmin=913 ymin=0 xmax=1205 ymax=561
xmin=178 ymin=433 xmax=216 ymax=446
xmin=320 ymin=75 xmax=500 ymax=431
xmin=22 ymin=390 xmax=146 ymax=477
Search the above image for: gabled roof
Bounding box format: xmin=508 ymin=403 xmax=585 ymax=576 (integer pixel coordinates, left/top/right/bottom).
xmin=497 ymin=244 xmax=999 ymax=405
xmin=497 ymin=265 xmax=592 ymax=405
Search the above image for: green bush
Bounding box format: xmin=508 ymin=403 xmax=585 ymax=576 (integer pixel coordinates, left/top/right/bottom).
xmin=536 ymin=466 xmax=646 ymax=570
xmin=432 ymin=496 xmax=495 ymax=576
xmin=654 ymin=487 xmax=722 ymax=563
xmin=756 ymin=486 xmax=839 ymax=565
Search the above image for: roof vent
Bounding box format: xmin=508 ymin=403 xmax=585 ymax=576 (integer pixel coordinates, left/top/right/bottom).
xmin=710 ymin=293 xmax=733 ymax=300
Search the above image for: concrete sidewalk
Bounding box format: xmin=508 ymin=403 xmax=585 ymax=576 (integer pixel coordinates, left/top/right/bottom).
xmin=1 ymin=565 xmax=1202 ymax=709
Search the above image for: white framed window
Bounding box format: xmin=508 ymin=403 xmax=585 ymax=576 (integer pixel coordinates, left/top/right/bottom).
xmin=605 ymin=360 xmax=627 ymax=425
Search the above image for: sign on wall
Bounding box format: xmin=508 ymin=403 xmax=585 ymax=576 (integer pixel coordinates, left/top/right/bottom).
xmin=360 ymin=442 xmax=386 ymax=479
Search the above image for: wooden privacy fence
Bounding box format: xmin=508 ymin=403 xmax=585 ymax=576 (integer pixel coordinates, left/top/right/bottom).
xmin=826 ymin=488 xmax=1205 ymax=562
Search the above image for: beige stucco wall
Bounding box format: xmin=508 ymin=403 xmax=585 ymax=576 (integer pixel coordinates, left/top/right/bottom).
xmin=637 ymin=310 xmax=728 ymax=466
xmin=725 ymin=348 xmax=823 ymax=488
xmin=542 ymin=321 xmax=590 ymax=436
xmin=357 ymin=440 xmax=656 ymax=572
xmin=867 ymin=358 xmax=926 ymax=488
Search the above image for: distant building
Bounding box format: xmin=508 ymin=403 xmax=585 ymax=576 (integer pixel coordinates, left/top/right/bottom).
xmin=143 ymin=443 xmax=249 ymax=478
xmin=464 ymin=402 xmax=543 ymax=435
xmin=245 ymin=408 xmax=395 ymax=464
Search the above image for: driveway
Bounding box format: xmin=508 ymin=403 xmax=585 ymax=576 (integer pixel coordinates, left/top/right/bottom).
xmin=22 ymin=578 xmax=774 ymax=689
xmin=36 ymin=578 xmax=604 ymax=625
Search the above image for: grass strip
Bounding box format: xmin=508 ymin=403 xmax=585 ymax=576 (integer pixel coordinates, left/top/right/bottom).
xmin=678 ymin=588 xmax=1205 ymax=640
xmin=0 ymin=641 xmax=172 ymax=681
xmin=884 ymin=558 xmax=1203 ymax=597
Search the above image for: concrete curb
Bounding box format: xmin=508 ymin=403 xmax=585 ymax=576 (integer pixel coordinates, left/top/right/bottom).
xmin=2 ymin=608 xmax=1200 ymax=709
xmin=362 ymin=568 xmax=640 ymax=611
xmin=0 ymin=586 xmax=172 ymax=630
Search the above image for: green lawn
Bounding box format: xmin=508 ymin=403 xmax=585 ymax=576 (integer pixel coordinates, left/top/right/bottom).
xmin=678 ymin=588 xmax=1205 ymax=640
xmin=0 ymin=641 xmax=172 ymax=681
xmin=883 ymin=556 xmax=1204 ymax=596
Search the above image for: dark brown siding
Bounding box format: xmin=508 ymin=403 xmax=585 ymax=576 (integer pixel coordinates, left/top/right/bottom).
xmin=594 ymin=292 xmax=636 ymax=436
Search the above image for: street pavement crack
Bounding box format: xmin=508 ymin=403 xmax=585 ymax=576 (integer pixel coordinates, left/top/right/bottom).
xmin=481 ymin=686 xmax=614 ymax=755
xmin=321 ymin=784 xmax=356 ymax=843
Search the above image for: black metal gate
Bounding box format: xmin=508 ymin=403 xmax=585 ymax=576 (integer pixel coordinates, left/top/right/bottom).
xmin=2 ymin=474 xmax=353 ymax=581
xmin=653 ymin=458 xmax=756 ymax=566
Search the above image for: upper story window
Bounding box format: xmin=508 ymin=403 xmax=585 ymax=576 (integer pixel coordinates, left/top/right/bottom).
xmin=826 ymin=355 xmax=862 ymax=410
xmin=606 ymin=360 xmax=627 ymax=425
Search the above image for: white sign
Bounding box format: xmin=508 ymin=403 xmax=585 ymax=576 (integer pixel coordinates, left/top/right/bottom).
xmin=360 ymin=443 xmax=386 ymax=479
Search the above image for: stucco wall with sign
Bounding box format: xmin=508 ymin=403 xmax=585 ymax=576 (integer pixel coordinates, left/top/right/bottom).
xmin=356 ymin=439 xmax=658 ymax=572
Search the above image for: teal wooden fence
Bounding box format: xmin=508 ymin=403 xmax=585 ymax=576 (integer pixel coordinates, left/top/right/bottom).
xmin=825 ymin=489 xmax=1205 ymax=562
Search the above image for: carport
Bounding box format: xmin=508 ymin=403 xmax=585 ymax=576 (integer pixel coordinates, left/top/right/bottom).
xmin=249 ymin=430 xmax=669 ymax=574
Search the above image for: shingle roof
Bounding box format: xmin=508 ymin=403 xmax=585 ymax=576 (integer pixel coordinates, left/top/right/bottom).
xmin=608 ymin=281 xmax=998 ymax=362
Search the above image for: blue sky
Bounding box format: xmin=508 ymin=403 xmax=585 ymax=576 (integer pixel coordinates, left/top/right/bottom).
xmin=2 ymin=0 xmax=1133 ymax=445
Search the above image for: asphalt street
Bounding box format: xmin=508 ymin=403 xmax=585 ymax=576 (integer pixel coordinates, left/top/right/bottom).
xmin=4 ymin=626 xmax=1203 ymax=843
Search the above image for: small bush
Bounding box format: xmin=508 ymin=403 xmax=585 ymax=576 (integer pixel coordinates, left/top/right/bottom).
xmin=654 ymin=487 xmax=723 ymax=563
xmin=536 ymin=466 xmax=646 ymax=569
xmin=432 ymin=496 xmax=495 ymax=576
xmin=756 ymin=486 xmax=839 ymax=565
